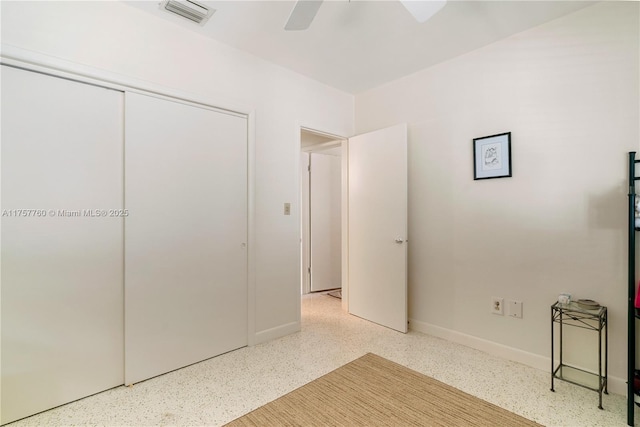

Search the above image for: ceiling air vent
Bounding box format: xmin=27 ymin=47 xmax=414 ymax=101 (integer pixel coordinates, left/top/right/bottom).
xmin=160 ymin=0 xmax=215 ymax=26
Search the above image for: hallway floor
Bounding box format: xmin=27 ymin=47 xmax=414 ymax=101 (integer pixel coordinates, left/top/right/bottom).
xmin=6 ymin=294 xmax=630 ymax=426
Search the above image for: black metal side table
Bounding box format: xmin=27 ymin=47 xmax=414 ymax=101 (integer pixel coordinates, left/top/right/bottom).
xmin=551 ymin=301 xmax=608 ymax=409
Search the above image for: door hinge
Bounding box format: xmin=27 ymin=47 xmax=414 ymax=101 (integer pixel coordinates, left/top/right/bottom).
xmin=308 ymin=165 xmax=311 ymax=172
xmin=308 ymin=267 xmax=311 ymax=274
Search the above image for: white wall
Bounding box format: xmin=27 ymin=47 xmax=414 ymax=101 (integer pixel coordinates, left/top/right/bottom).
xmin=356 ymin=1 xmax=639 ymax=387
xmin=0 ymin=1 xmax=354 ymax=342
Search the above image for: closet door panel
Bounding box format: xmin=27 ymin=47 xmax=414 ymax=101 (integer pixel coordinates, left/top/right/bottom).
xmin=1 ymin=66 xmax=124 ymax=424
xmin=124 ymin=92 xmax=248 ymax=384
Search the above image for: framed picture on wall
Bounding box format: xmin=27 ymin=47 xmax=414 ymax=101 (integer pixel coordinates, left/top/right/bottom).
xmin=473 ymin=132 xmax=512 ymax=180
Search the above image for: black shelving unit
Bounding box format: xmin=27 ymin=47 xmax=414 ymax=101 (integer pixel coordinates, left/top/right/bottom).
xmin=628 ymin=152 xmax=638 ymax=426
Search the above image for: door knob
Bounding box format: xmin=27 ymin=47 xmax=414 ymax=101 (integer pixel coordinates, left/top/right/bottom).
xmin=395 ymin=238 xmax=405 ymax=244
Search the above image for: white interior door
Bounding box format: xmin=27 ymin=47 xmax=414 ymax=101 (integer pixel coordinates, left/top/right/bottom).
xmin=348 ymin=123 xmax=408 ymax=332
xmin=124 ymin=92 xmax=248 ymax=384
xmin=1 ymin=66 xmax=124 ymax=424
xmin=301 ymin=152 xmax=311 ymax=293
xmin=310 ymin=152 xmax=342 ymax=292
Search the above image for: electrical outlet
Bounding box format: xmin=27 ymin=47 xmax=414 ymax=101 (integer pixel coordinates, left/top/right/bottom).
xmin=508 ymin=300 xmax=523 ymax=319
xmin=491 ymin=297 xmax=504 ymax=315
xmin=284 ymin=203 xmax=291 ymax=215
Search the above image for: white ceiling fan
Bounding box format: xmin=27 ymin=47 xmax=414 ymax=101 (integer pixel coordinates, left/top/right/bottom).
xmin=284 ymin=0 xmax=447 ymax=31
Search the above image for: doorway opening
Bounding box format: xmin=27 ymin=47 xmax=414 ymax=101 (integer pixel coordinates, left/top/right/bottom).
xmin=300 ymin=128 xmax=346 ymax=302
xmin=298 ymin=123 xmax=408 ymax=331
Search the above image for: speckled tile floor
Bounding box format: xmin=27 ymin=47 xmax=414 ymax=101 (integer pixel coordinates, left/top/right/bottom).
xmin=5 ymin=293 xmax=632 ymax=426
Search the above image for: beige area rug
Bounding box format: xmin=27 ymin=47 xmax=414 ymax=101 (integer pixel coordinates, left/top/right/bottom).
xmin=225 ymin=353 xmax=542 ymax=427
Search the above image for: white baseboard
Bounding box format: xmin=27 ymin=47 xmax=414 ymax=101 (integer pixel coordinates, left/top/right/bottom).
xmin=253 ymin=321 xmax=300 ymax=346
xmin=409 ymin=318 xmax=626 ymax=395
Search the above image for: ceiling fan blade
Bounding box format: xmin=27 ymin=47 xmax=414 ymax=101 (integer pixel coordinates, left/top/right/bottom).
xmin=399 ymin=0 xmax=447 ymax=23
xmin=284 ymin=0 xmax=323 ymax=31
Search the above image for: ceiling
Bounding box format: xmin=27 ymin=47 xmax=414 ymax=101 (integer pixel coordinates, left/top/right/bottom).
xmin=125 ymin=0 xmax=595 ymax=94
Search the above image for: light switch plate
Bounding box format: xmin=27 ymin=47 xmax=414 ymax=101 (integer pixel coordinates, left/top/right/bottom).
xmin=508 ymin=300 xmax=523 ymax=319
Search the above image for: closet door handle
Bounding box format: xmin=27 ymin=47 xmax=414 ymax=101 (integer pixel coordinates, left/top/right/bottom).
xmin=395 ymin=238 xmax=405 ymax=244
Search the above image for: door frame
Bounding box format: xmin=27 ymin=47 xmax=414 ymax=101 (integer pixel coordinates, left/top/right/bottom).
xmin=297 ymin=126 xmax=349 ymax=312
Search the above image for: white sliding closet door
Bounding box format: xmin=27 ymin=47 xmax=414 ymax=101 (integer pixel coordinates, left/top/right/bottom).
xmin=1 ymin=66 xmax=124 ymax=424
xmin=124 ymin=92 xmax=248 ymax=384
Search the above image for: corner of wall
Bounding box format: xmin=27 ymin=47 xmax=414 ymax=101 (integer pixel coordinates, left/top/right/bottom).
xmin=252 ymin=321 xmax=301 ymax=346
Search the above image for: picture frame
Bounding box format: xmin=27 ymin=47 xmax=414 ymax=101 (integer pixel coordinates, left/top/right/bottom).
xmin=473 ymin=132 xmax=512 ymax=180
